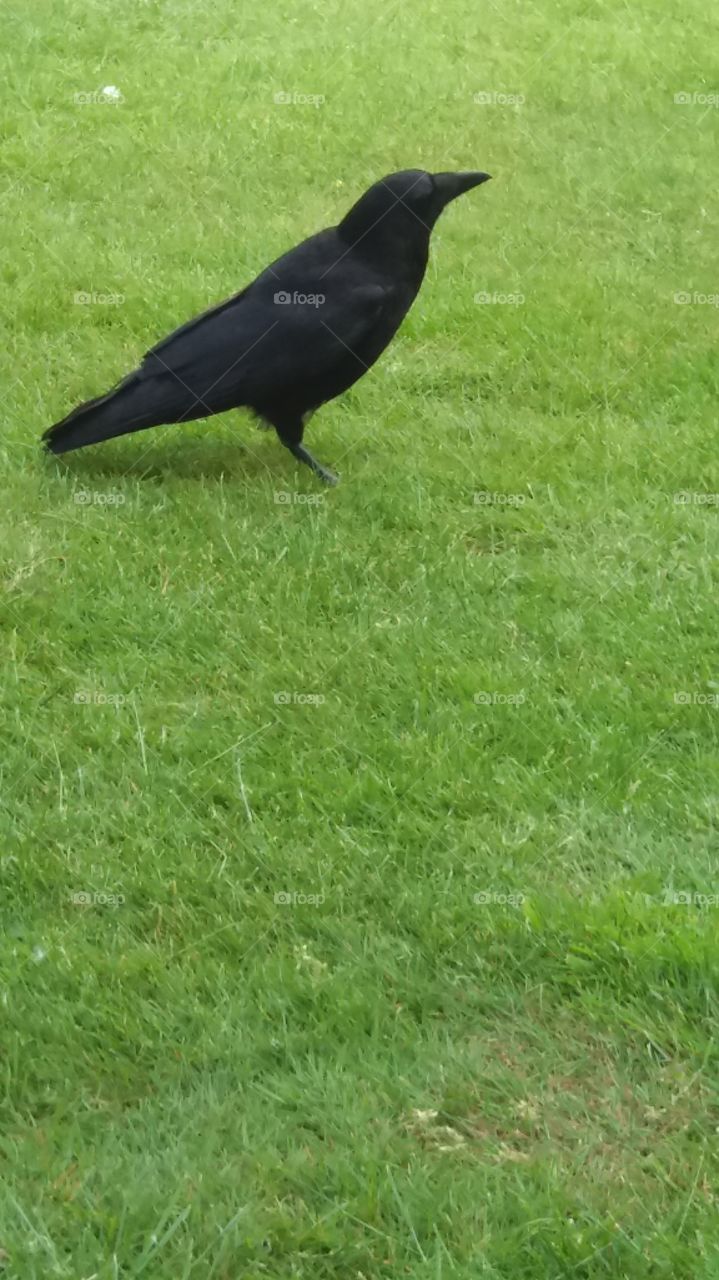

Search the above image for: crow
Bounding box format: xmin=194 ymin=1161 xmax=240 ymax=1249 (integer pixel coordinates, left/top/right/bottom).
xmin=43 ymin=168 xmax=491 ymax=484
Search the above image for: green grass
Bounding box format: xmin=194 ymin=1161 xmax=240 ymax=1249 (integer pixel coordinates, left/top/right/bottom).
xmin=2 ymin=0 xmax=719 ymax=1274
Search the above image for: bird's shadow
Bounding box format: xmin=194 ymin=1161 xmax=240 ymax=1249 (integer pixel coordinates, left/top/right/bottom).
xmin=45 ymin=423 xmax=289 ymax=484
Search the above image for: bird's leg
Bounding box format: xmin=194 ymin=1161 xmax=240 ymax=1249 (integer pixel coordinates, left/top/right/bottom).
xmin=273 ymin=417 xmax=339 ymax=486
xmin=286 ymin=441 xmax=339 ymax=486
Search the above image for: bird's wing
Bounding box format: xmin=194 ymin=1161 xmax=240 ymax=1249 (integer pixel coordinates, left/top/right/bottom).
xmin=146 ymin=285 xmax=251 ymax=364
xmin=137 ymin=233 xmax=395 ymax=409
xmin=140 ymin=283 xmax=391 ymax=409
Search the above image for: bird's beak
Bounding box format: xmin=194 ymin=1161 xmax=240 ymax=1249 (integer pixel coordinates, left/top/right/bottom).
xmin=432 ymin=170 xmax=492 ymax=206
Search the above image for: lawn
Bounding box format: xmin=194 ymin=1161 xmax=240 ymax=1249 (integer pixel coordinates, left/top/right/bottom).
xmin=1 ymin=0 xmax=718 ymax=1275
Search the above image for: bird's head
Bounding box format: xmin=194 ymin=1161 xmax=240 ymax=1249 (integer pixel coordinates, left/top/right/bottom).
xmin=338 ymin=168 xmax=492 ymax=253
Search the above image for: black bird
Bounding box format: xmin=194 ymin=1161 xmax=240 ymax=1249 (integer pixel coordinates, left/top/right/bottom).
xmin=43 ymin=168 xmax=491 ymax=484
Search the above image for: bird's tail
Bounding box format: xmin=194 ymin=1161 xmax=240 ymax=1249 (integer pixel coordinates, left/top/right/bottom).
xmin=43 ymin=370 xmax=173 ymax=455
